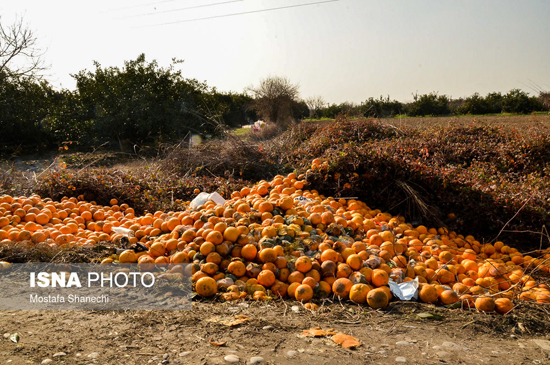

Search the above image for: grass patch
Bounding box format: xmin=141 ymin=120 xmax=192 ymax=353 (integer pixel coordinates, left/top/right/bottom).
xmin=231 ymin=127 xmax=250 ymax=137
xmin=302 ymin=117 xmax=335 ymax=122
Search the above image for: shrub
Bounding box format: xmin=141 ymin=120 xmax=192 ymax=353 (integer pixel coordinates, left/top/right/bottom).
xmin=502 ymin=89 xmax=544 ymax=114
xmin=362 ymin=96 xmax=403 ymax=117
xmin=539 ymin=92 xmax=550 ymax=111
xmin=406 ymin=92 xmax=451 ymax=116
xmin=458 ymin=93 xmax=490 ymax=115
xmin=485 ymin=92 xmax=504 ymax=114
xmin=0 ymin=74 xmax=55 ymax=150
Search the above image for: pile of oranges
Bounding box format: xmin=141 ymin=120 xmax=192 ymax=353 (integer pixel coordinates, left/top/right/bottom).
xmin=1 ymin=171 xmax=549 ymax=314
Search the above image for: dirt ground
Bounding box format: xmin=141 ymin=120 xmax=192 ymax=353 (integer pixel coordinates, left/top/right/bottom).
xmin=1 ymin=300 xmax=550 ymax=365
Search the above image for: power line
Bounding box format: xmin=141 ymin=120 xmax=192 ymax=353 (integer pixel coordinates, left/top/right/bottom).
xmin=109 ymin=0 xmax=197 ymax=12
xmin=145 ymin=0 xmax=340 ymax=27
xmin=123 ymin=0 xmax=243 ymax=18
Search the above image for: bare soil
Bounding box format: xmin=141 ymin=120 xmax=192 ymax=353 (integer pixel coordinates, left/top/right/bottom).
xmin=1 ymin=300 xmax=550 ymax=365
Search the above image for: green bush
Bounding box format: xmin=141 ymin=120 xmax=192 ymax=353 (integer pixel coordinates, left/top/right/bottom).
xmin=406 ymin=92 xmax=451 ymax=116
xmin=212 ymin=92 xmax=256 ymax=128
xmin=484 ymin=92 xmax=504 ymax=114
xmin=457 ymin=93 xmax=490 ymax=115
xmin=0 ymin=73 xmax=55 ymax=150
xmin=73 ymin=54 xmax=223 ymax=148
xmin=362 ymin=96 xmax=403 ymax=117
xmin=502 ymin=89 xmax=545 ymax=114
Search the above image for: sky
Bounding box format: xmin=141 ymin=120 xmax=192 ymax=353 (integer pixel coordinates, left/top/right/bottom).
xmin=2 ymin=0 xmax=550 ymax=104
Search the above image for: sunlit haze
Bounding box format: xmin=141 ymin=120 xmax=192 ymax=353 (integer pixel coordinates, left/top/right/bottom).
xmin=2 ymin=0 xmax=550 ymax=103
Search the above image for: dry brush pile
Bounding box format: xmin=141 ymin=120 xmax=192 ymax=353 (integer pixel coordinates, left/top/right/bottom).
xmin=0 ymin=116 xmax=549 ymax=317
xmin=279 ymin=118 xmax=550 ymax=250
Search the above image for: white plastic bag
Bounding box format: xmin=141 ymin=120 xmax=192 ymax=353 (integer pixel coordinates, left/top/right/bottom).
xmin=208 ymin=192 xmax=225 ymax=205
xmin=294 ymin=196 xmax=313 ymax=205
xmin=190 ymin=192 xmax=226 ymax=209
xmin=111 ymin=226 xmax=133 ymax=237
xmin=388 ymin=277 xmax=419 ymax=301
xmin=190 ymin=192 xmax=210 ymax=209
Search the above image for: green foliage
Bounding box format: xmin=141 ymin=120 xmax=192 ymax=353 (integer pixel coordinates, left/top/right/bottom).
xmin=41 ymin=89 xmax=93 ymax=145
xmin=484 ymin=92 xmax=504 ymax=114
xmin=293 ymin=100 xmax=310 ymax=120
xmin=318 ymin=89 xmax=546 ymax=119
xmin=1 ymin=54 xmax=256 ymax=154
xmin=212 ymin=92 xmax=256 ymax=128
xmin=0 ymin=73 xmax=55 ymax=149
xmin=72 ymin=54 xmax=221 ymax=148
xmin=406 ymin=92 xmax=451 ymax=116
xmin=502 ymin=89 xmax=545 ymax=114
xmin=455 ymin=92 xmax=509 ymax=115
xmin=321 ymin=103 xmax=345 ymax=119
xmin=362 ymin=95 xmax=403 ymax=117
xmin=321 ymin=102 xmax=359 ymax=119
xmin=457 ymin=92 xmax=489 ymax=115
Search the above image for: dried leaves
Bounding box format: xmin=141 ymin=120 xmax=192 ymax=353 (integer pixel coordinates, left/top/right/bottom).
xmin=207 ymin=314 xmax=250 ymax=327
xmin=290 ymin=118 xmax=550 ymax=246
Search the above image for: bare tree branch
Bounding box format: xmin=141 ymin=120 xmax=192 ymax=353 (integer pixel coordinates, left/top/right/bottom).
xmin=247 ymin=76 xmax=301 ymax=127
xmin=305 ymin=95 xmax=326 ymax=118
xmin=0 ymin=14 xmax=47 ymax=81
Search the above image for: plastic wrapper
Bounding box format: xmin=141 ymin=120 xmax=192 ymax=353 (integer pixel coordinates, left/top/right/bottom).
xmin=388 ymin=277 xmax=419 ymax=300
xmin=111 ymin=226 xmax=133 ymax=237
xmin=190 ymin=192 xmax=226 ymax=209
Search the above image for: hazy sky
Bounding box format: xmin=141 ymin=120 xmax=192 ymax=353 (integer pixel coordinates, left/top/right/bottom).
xmin=2 ymin=0 xmax=550 ymax=103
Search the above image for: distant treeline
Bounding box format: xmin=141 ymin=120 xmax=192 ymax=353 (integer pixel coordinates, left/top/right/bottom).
xmin=0 ymin=54 xmax=258 ymax=153
xmin=310 ymin=90 xmax=549 ymax=119
xmin=1 ymin=52 xmax=549 ymax=154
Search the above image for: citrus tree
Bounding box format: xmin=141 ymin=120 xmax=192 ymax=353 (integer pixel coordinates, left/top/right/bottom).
xmin=72 ymin=54 xmax=221 ymax=150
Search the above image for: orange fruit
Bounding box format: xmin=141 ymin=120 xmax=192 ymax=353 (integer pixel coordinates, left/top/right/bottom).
xmin=118 ymin=250 xmax=137 ymax=263
xmin=295 ymin=256 xmax=313 ymax=273
xmin=257 ymin=270 xmax=276 ymax=287
xmin=494 ymin=298 xmax=513 ymax=314
xmin=294 ymin=284 xmax=313 ymax=302
xmin=439 ymin=289 xmax=459 ymax=305
xmin=241 ymin=244 xmax=258 ymax=261
xmin=366 ymin=288 xmax=389 ymax=309
xmin=332 ymin=278 xmax=353 ymax=299
xmin=419 ymin=284 xmax=438 ymax=304
xmin=195 ymin=277 xmax=217 ymax=297
xmin=349 ymin=283 xmax=371 ymax=304
xmin=475 ymin=296 xmax=496 ymax=312
xmin=371 ymin=269 xmax=389 ymax=287
xmin=259 ymin=248 xmax=277 ymax=263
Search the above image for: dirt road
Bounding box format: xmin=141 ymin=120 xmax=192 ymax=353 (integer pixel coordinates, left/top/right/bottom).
xmin=1 ymin=300 xmax=549 ymax=365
